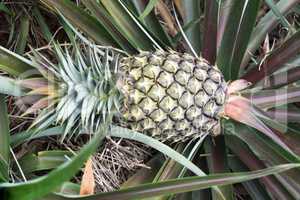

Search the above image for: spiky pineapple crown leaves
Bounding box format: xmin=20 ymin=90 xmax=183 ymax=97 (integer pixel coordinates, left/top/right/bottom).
xmin=22 ymin=42 xmax=126 ymax=141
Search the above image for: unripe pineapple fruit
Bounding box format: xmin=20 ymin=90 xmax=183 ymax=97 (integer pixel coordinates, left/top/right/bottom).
xmin=27 ymin=46 xmax=227 ymax=142
xmin=119 ymin=50 xmax=227 ymax=142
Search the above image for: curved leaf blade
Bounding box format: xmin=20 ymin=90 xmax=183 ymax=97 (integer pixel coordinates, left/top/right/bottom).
xmin=41 ymin=0 xmax=118 ymax=47
xmin=100 ymin=0 xmax=156 ymax=50
xmin=0 ymin=129 xmax=106 ymax=200
xmin=0 ymin=95 xmax=10 ymax=182
xmin=217 ymin=0 xmax=260 ymax=80
xmin=48 ymin=163 xmax=300 ymax=200
xmin=202 ymin=0 xmax=219 ymax=63
xmin=0 ymin=46 xmax=34 ymax=76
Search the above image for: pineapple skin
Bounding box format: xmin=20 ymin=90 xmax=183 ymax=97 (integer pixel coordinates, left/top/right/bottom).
xmin=119 ymin=50 xmax=227 ymax=142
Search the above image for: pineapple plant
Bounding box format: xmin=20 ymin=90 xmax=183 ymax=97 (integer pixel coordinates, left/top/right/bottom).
xmin=0 ymin=0 xmax=300 ymax=200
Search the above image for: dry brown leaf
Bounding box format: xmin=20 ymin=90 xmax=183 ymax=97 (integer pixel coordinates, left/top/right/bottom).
xmin=156 ymin=0 xmax=178 ymax=36
xmin=80 ymin=157 xmax=95 ymax=195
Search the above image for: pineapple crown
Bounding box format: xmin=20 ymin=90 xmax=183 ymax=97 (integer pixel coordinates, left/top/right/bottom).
xmin=22 ymin=43 xmax=126 ymax=141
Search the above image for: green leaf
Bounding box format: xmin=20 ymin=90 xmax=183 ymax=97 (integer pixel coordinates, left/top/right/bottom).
xmin=147 ymin=144 xmax=186 ymax=200
xmin=226 ymin=120 xmax=299 ymax=163
xmin=226 ymin=121 xmax=300 ymax=198
xmin=264 ymin=0 xmax=293 ymax=30
xmin=152 ymin=144 xmax=185 ymax=182
xmin=109 ymin=126 xmax=226 ymax=199
xmin=130 ymin=1 xmax=172 ymax=47
xmin=121 ymin=154 xmax=165 ymax=189
xmin=139 ymin=0 xmax=159 ymax=20
xmin=0 ymin=3 xmax=11 ymax=15
xmin=41 ymin=0 xmax=118 ymax=47
xmin=0 ymin=46 xmax=35 ymax=76
xmin=181 ymin=0 xmax=202 ymax=54
xmin=32 ymin=7 xmax=53 ymax=43
xmin=166 ymin=139 xmax=208 ymax=200
xmin=81 ymin=0 xmax=136 ymax=53
xmin=17 ymin=151 xmax=73 ymax=174
xmin=48 ymin=163 xmax=300 ymax=200
xmin=0 ymin=127 xmax=106 ymax=200
xmin=262 ymin=66 xmax=300 ymax=88
xmin=0 ymin=95 xmax=10 ymax=182
xmin=109 ymin=127 xmax=208 ymax=177
xmin=10 ymin=126 xmax=64 ymax=147
xmin=228 ymin=156 xmax=274 ymax=200
xmin=0 ymin=76 xmax=24 ymax=96
xmin=15 ymin=16 xmax=30 ymax=54
xmin=248 ymin=87 xmax=300 ymax=109
xmin=217 ymin=0 xmax=260 ymax=80
xmin=54 ymin=182 xmax=80 ymax=195
xmin=100 ymin=0 xmax=158 ymax=50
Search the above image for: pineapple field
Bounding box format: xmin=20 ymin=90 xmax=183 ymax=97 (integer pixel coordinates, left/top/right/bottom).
xmin=0 ymin=0 xmax=300 ymax=199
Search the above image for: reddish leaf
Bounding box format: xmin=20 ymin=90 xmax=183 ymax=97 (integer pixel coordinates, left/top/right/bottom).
xmin=202 ymin=0 xmax=218 ymax=63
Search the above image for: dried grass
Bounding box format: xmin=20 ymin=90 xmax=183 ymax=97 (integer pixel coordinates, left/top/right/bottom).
xmin=92 ymin=137 xmax=152 ymax=192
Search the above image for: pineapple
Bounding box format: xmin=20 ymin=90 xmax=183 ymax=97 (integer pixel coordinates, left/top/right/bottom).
xmin=119 ymin=50 xmax=227 ymax=142
xmin=25 ymin=44 xmax=227 ymax=142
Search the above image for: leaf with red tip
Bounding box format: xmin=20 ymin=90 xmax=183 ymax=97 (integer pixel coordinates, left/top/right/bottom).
xmin=224 ymin=96 xmax=293 ymax=153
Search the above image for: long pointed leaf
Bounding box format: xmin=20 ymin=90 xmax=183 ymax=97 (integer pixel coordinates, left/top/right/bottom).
xmin=226 ymin=135 xmax=294 ymax=199
xmin=47 ymin=163 xmax=300 ymax=200
xmin=0 ymin=95 xmax=10 ymax=181
xmin=0 ymin=128 xmax=106 ymax=200
xmin=109 ymin=126 xmax=226 ymax=199
xmin=181 ymin=0 xmax=202 ymax=54
xmin=130 ymin=1 xmax=172 ymax=47
xmin=0 ymin=46 xmax=34 ymax=76
xmin=217 ymin=0 xmax=260 ymax=80
xmin=100 ymin=0 xmax=156 ymax=50
xmin=41 ymin=0 xmax=118 ymax=47
xmin=202 ymin=0 xmax=218 ymax=63
xmin=81 ymin=0 xmax=136 ymax=53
